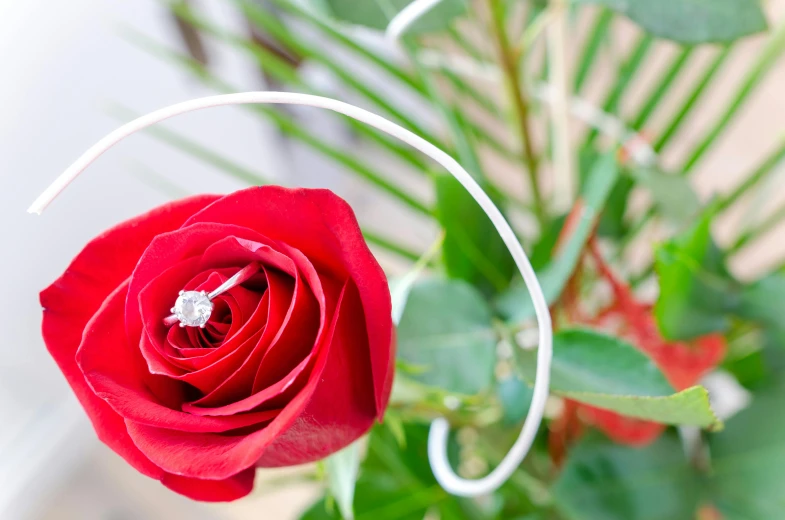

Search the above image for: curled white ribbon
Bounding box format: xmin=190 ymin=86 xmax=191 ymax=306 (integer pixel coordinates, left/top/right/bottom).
xmin=28 ymin=92 xmax=553 ymax=498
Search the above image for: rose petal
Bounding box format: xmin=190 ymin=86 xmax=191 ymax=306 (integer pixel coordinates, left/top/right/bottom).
xmin=40 ymin=195 xmax=219 ymax=477
xmin=166 ymin=268 xmax=291 ymax=396
xmin=124 ymin=282 xmax=348 ymax=479
xmin=77 ymin=283 xmax=281 ymax=433
xmin=251 ymin=269 xmax=320 ymax=392
xmin=165 ymin=270 xmax=270 ymax=368
xmin=137 ymin=259 xmax=277 ymax=379
xmin=185 ymin=187 xmax=394 ymax=419
xmin=256 ymin=281 xmax=377 ymax=467
xmin=181 ymin=353 xmax=315 ymax=417
xmin=126 ymin=223 xmax=293 ymax=349
xmin=184 ymin=267 xmax=300 ymax=407
xmin=161 ymin=468 xmax=256 ymax=502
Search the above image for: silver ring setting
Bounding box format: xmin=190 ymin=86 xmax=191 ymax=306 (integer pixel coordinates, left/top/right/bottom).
xmin=163 ymin=262 xmax=260 ymax=328
xmin=168 ymin=290 xmax=214 ymax=328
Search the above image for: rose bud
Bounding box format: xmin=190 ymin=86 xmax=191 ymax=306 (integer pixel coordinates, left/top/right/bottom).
xmin=41 ymin=186 xmax=395 ymax=501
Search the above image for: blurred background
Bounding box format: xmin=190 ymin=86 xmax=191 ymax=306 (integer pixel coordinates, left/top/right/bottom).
xmin=1 ymin=0 xmax=784 ymax=518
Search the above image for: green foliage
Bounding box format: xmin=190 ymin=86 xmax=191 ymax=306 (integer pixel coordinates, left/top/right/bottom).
xmin=436 ymin=174 xmax=515 ymax=294
xmin=396 ymin=278 xmax=497 ymax=395
xmin=497 ymin=153 xmax=619 ymax=322
xmin=576 ymin=0 xmax=768 ymax=43
xmin=535 ymin=330 xmax=675 ymax=397
xmin=629 ymin=167 xmax=700 ymax=223
xmin=553 ymin=433 xmax=701 ymax=520
xmin=654 ymin=212 xmax=739 ymax=340
xmin=708 ymin=382 xmax=785 ymax=518
xmin=301 ymin=424 xmax=471 ymax=520
xmin=519 ymin=329 xmax=722 ymax=429
xmin=144 ymin=0 xmax=785 ymax=516
xmin=325 ymin=442 xmax=362 ymax=520
xmin=322 ymin=0 xmax=468 ymax=35
xmin=497 ymin=376 xmax=533 ymax=425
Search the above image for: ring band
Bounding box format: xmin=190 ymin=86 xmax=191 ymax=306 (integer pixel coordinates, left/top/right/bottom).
xmin=163 ymin=262 xmax=261 ymax=328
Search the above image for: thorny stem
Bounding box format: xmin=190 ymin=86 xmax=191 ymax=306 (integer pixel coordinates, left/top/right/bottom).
xmin=488 ymin=0 xmax=547 ymax=228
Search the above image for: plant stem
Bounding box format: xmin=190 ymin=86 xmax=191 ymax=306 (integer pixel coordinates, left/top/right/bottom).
xmin=681 ymin=23 xmax=785 ymax=174
xmin=488 ymin=0 xmax=547 ymax=227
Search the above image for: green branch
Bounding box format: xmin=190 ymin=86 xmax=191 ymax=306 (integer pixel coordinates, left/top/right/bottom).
xmin=488 ymin=0 xmax=546 ymax=226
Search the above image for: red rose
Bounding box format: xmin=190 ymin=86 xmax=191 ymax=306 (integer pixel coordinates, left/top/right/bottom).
xmin=41 ymin=186 xmax=395 ymax=501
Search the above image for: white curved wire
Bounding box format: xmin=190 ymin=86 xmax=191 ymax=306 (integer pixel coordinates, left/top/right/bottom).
xmin=27 ymin=92 xmax=553 ymax=497
xmin=385 ymin=0 xmax=443 ymax=44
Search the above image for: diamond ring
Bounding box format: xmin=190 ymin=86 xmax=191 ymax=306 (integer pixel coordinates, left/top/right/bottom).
xmin=163 ymin=262 xmax=261 ymax=328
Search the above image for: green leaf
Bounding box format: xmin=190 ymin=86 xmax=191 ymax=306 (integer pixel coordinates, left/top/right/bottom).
xmin=578 ymin=148 xmax=631 ymax=239
xmin=396 ymin=278 xmax=497 ymax=395
xmin=630 ymin=47 xmax=695 ymax=131
xmin=106 ymin=103 xmax=272 ymax=187
xmin=436 ymin=174 xmax=514 ymax=294
xmin=126 ymin=29 xmax=432 ymax=217
xmin=576 ymin=0 xmax=768 ymax=44
xmin=682 ymin=23 xmax=785 ymax=173
xmin=654 ymin=47 xmax=732 ymax=153
xmin=174 ymin=4 xmax=429 ymax=173
xmin=735 ymin=273 xmax=785 ymax=351
xmin=569 ymin=386 xmax=722 ymax=430
xmin=353 ymin=424 xmax=470 ymax=520
xmin=240 ymin=0 xmax=442 ymax=148
xmin=526 ymin=329 xmax=674 ymax=396
xmin=325 ymin=442 xmax=362 ymax=520
xmin=585 ymin=33 xmax=654 ymax=145
xmin=708 ymin=382 xmax=785 ymax=519
xmin=737 ymin=273 xmax=785 ymax=329
xmin=630 ymin=167 xmax=700 ymax=223
xmin=519 ymin=330 xmax=722 ymax=429
xmin=274 ymin=0 xmax=425 ymax=94
xmin=553 ymin=433 xmax=701 ymax=520
xmin=654 ymin=212 xmax=740 ymax=340
xmin=496 ymin=153 xmax=619 ymax=322
xmin=300 ymin=499 xmax=339 ymax=520
xmin=718 ymin=136 xmax=785 ymax=213
xmin=324 ymin=0 xmax=468 ymax=36
xmin=574 ymin=8 xmax=614 ymax=94
xmin=497 ymin=376 xmax=533 ymax=425
xmin=597 ymin=175 xmax=634 ymax=239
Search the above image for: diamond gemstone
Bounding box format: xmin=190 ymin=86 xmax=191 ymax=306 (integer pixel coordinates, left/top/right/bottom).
xmin=173 ymin=291 xmax=213 ymax=327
